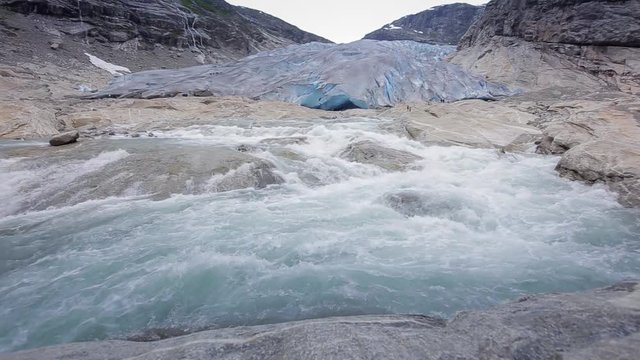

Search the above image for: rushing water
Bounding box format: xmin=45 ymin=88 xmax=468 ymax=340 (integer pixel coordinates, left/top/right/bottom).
xmin=1 ymin=117 xmax=639 ymax=352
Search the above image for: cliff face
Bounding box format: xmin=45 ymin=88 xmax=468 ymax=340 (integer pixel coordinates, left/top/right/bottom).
xmin=451 ymin=0 xmax=640 ymax=93
xmin=459 ymin=0 xmax=640 ymax=48
xmin=364 ymin=3 xmax=482 ymax=45
xmin=0 ymin=0 xmax=330 ymax=68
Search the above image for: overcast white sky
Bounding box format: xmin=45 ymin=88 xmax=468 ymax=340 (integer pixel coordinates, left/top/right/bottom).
xmin=227 ymin=1 xmax=485 ymax=43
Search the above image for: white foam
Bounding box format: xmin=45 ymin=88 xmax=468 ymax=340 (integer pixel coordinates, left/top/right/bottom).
xmin=0 ymin=119 xmax=638 ymax=352
xmin=0 ymin=150 xmax=129 ymax=216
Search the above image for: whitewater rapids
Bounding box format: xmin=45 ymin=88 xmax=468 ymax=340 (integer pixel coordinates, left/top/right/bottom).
xmin=1 ymin=116 xmax=639 ymax=352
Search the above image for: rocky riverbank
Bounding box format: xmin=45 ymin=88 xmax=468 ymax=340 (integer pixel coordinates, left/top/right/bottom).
xmin=1 ymin=0 xmax=640 ymax=357
xmin=3 ymin=282 xmax=639 ymax=360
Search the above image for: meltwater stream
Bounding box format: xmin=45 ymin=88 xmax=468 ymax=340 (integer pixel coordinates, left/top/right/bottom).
xmin=1 ymin=117 xmax=639 ymax=352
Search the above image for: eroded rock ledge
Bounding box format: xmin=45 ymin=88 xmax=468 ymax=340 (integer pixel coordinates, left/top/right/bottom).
xmin=2 ymin=282 xmax=639 ymax=360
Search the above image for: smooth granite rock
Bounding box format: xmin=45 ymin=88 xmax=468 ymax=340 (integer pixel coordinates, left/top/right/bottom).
xmin=381 ymin=99 xmax=540 ymax=149
xmin=340 ymin=140 xmax=422 ymax=171
xmin=48 ymin=130 xmax=79 ymax=146
xmin=2 ymin=282 xmax=639 ymax=360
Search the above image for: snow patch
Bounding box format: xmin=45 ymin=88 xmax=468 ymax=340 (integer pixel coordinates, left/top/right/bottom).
xmin=385 ymin=24 xmax=403 ymax=31
xmin=85 ymin=53 xmax=131 ymax=76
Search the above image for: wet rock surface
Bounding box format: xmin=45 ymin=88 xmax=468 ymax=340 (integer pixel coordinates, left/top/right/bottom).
xmin=0 ymin=0 xmax=329 ymax=68
xmin=510 ymin=92 xmax=640 ymax=207
xmin=381 ymin=190 xmax=464 ymax=218
xmin=48 ymin=130 xmax=78 ymax=146
xmin=2 ymin=139 xmax=283 ymax=215
xmin=340 ymin=140 xmax=422 ymax=171
xmin=3 ymin=282 xmax=639 ymax=360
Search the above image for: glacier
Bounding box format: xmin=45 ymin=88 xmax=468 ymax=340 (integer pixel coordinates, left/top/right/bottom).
xmin=92 ymin=40 xmax=515 ymax=110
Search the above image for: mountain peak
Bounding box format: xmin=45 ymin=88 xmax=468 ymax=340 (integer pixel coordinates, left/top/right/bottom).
xmin=364 ymin=3 xmax=483 ymax=46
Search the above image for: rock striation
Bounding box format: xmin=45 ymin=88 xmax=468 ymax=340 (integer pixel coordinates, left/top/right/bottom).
xmin=2 ymin=282 xmax=639 ymax=360
xmin=364 ymin=3 xmax=483 ymax=45
xmin=458 ymin=0 xmax=640 ymax=48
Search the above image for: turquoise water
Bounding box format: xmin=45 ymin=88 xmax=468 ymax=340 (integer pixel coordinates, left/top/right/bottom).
xmin=1 ymin=119 xmax=639 ymax=352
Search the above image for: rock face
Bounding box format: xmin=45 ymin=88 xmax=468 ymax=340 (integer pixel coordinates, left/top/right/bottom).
xmin=451 ymin=0 xmax=640 ymax=93
xmin=458 ymin=0 xmax=640 ymax=48
xmin=448 ymin=0 xmax=640 ymax=207
xmin=364 ymin=3 xmax=483 ymax=45
xmin=91 ymin=40 xmax=514 ymax=109
xmin=3 ymin=282 xmax=639 ymax=360
xmin=0 ymin=0 xmax=330 ymax=71
xmin=48 ymin=130 xmax=78 ymax=146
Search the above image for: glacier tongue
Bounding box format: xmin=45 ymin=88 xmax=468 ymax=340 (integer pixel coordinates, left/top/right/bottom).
xmin=93 ymin=40 xmax=515 ymax=110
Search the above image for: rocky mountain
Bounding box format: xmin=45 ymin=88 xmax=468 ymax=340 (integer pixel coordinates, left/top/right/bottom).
xmin=452 ymin=0 xmax=640 ymax=93
xmin=363 ymin=3 xmax=483 ymax=45
xmin=0 ymin=0 xmax=330 ymax=71
xmin=451 ymin=0 xmax=640 ymax=207
xmin=458 ymin=0 xmax=640 ymax=48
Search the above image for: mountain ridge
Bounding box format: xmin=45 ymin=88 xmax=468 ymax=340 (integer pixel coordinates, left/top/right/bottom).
xmin=364 ymin=3 xmax=483 ymax=45
xmin=0 ymin=0 xmax=331 ymax=70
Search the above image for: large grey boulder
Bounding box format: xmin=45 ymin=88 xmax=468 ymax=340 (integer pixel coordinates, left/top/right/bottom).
xmin=556 ymin=140 xmax=640 ymax=207
xmin=48 ymin=130 xmax=79 ymax=146
xmin=340 ymin=140 xmax=422 ymax=171
xmin=2 ymin=282 xmax=639 ymax=360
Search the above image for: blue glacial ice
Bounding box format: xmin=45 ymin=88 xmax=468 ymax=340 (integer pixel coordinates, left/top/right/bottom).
xmin=93 ymin=40 xmax=515 ymax=110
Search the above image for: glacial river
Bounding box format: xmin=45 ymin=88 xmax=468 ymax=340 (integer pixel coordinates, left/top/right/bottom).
xmin=1 ymin=117 xmax=639 ymax=352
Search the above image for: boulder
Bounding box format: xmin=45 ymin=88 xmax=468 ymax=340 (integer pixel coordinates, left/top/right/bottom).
xmin=381 ymin=190 xmax=463 ymax=218
xmin=340 ymin=140 xmax=422 ymax=171
xmin=48 ymin=130 xmax=79 ymax=146
xmin=522 ymin=96 xmax=640 ymax=207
